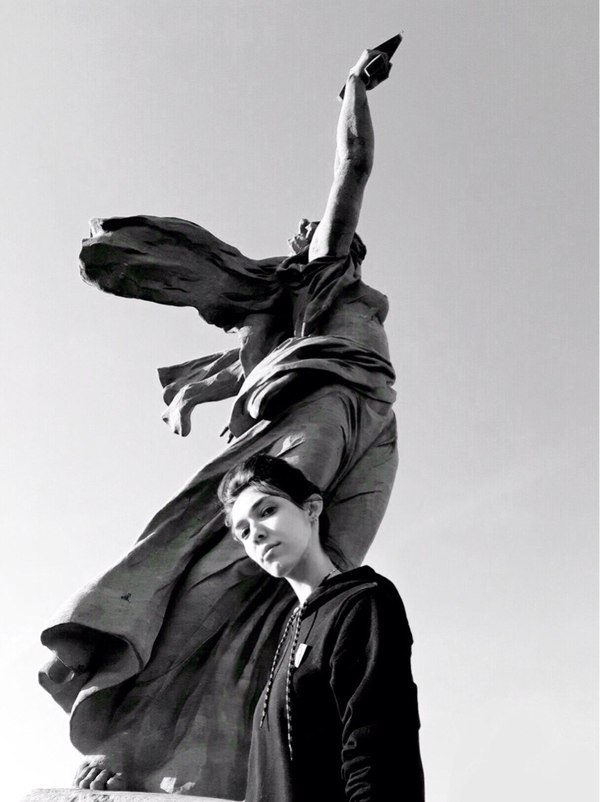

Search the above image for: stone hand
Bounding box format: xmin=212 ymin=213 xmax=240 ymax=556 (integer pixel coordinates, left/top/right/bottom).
xmin=349 ymin=48 xmax=392 ymax=89
xmin=161 ymin=384 xmax=197 ymax=437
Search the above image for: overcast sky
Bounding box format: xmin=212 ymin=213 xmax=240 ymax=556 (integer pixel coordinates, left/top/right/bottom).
xmin=1 ymin=2 xmax=597 ymax=800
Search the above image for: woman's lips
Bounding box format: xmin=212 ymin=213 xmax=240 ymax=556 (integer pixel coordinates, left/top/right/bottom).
xmin=262 ymin=544 xmax=280 ymax=560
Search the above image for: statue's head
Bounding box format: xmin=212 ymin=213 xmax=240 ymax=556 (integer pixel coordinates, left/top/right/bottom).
xmin=287 ymin=218 xmax=319 ymax=255
xmin=285 ymin=218 xmax=367 ymax=264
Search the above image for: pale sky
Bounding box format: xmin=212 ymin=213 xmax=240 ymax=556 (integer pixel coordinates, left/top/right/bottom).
xmin=1 ymin=2 xmax=597 ymax=801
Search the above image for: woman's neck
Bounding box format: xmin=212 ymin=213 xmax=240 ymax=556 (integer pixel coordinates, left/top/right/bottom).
xmin=285 ymin=548 xmax=338 ymax=605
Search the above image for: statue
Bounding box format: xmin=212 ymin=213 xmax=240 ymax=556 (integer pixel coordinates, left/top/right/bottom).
xmin=40 ymin=44 xmax=401 ymax=798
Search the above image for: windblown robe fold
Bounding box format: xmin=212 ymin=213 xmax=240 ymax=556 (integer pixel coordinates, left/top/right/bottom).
xmin=40 ymin=216 xmax=398 ymax=798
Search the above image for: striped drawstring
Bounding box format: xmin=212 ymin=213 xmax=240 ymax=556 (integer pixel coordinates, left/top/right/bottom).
xmin=260 ymin=599 xmax=308 ymax=760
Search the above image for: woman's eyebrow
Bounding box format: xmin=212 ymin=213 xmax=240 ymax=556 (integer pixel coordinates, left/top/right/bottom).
xmin=232 ymin=497 xmax=274 ymax=530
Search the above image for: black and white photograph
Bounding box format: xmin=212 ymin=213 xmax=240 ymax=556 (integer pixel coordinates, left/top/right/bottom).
xmin=2 ymin=2 xmax=597 ymax=801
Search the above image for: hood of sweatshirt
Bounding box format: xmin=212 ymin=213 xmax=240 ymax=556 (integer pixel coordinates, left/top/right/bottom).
xmin=303 ymin=565 xmax=393 ymax=616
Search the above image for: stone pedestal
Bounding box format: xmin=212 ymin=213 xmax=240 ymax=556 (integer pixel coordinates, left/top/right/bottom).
xmin=21 ymin=791 xmax=234 ymax=802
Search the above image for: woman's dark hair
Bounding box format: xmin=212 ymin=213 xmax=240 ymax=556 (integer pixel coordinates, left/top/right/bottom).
xmin=218 ymin=453 xmax=346 ymax=568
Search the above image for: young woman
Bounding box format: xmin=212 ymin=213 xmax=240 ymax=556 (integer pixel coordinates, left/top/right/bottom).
xmin=219 ymin=453 xmax=425 ymax=802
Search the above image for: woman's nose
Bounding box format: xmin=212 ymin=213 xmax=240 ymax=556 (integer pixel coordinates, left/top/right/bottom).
xmin=250 ymin=523 xmax=266 ymax=542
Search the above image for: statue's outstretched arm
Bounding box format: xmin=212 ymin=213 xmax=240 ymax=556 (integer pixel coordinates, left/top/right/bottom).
xmin=309 ymin=49 xmax=389 ymax=261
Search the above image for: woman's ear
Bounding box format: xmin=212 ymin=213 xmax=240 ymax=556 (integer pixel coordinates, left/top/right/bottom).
xmin=305 ymin=494 xmax=324 ymax=521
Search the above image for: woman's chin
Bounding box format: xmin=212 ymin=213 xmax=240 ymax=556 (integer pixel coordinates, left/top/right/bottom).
xmin=261 ymin=555 xmax=296 ymax=579
xmin=265 ymin=562 xmax=288 ymax=578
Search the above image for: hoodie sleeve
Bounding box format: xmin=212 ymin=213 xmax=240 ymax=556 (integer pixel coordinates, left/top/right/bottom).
xmin=328 ymin=584 xmax=425 ymax=802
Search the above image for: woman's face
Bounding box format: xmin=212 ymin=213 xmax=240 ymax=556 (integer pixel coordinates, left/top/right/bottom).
xmin=229 ymin=485 xmax=315 ymax=578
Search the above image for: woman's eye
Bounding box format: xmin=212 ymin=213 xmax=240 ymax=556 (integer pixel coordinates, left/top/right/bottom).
xmin=238 ymin=528 xmax=249 ymax=540
xmin=260 ymin=505 xmax=275 ymax=518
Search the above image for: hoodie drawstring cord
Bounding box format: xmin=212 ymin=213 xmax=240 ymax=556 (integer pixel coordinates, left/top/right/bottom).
xmin=259 ymin=599 xmax=308 ymax=760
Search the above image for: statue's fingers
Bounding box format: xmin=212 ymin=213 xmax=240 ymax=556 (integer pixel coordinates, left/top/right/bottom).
xmin=179 ymin=411 xmax=192 ymax=437
xmin=162 ymin=406 xmax=183 ymax=435
xmin=106 ymin=772 xmax=126 ymax=790
xmin=383 ymin=61 xmax=393 ymax=80
xmin=369 ymin=69 xmax=391 ymax=90
xmin=73 ymin=762 xmax=90 ymax=785
xmin=364 ymin=48 xmax=388 ymax=69
xmin=352 ymin=49 xmax=374 ymax=75
xmin=90 ymin=769 xmax=112 ymax=790
xmin=365 ymin=54 xmax=391 ymax=88
xmin=78 ymin=766 xmax=101 ymax=788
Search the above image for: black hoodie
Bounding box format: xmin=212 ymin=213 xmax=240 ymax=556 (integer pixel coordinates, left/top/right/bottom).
xmin=245 ymin=566 xmax=425 ymax=802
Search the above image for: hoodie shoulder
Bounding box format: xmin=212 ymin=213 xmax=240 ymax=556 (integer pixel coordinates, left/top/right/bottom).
xmin=317 ymin=568 xmax=414 ymax=659
xmin=319 ymin=567 xmax=411 ymax=630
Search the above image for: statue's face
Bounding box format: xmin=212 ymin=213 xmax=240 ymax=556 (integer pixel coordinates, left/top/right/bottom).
xmin=287 ymin=218 xmax=318 ymax=255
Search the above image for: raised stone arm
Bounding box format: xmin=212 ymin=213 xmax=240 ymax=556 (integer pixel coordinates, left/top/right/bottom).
xmin=308 ymin=48 xmax=391 ymax=262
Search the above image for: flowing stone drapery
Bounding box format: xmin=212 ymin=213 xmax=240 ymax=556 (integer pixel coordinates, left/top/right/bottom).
xmin=39 ymin=216 xmax=398 ymax=797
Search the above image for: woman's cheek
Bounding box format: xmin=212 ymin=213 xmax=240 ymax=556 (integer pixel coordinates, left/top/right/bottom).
xmin=243 ymin=542 xmax=257 ymax=561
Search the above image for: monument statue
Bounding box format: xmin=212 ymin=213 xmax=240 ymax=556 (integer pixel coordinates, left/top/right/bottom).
xmin=39 ymin=43 xmax=402 ymax=798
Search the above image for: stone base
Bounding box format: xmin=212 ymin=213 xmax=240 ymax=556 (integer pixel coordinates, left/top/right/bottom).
xmin=21 ymin=791 xmax=234 ymax=802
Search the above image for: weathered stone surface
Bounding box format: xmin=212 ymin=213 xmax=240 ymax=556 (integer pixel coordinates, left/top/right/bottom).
xmin=21 ymin=790 xmax=232 ymax=802
xmin=79 ymin=215 xmax=284 ymax=329
xmin=38 ymin=215 xmax=398 ymax=798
